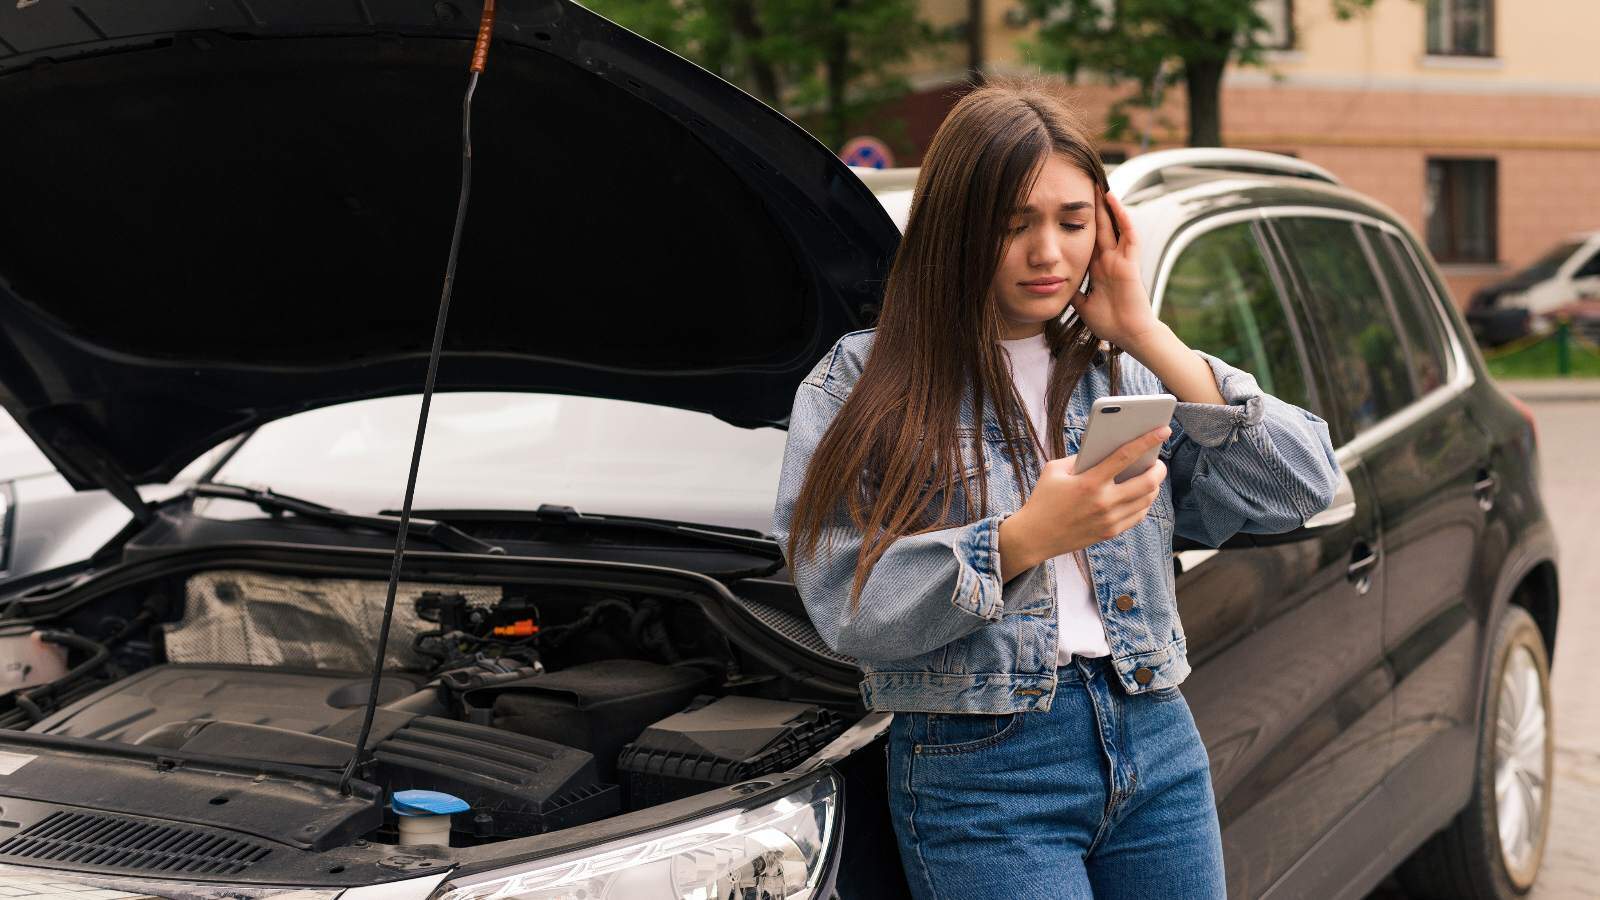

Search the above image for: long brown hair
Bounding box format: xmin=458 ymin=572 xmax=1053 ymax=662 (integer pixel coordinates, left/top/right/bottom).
xmin=785 ymin=74 xmax=1122 ymax=612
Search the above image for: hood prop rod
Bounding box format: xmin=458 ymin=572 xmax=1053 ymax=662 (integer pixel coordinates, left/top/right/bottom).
xmin=337 ymin=0 xmax=497 ymax=797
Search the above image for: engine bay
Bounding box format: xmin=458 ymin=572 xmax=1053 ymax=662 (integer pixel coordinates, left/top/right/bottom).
xmin=1 ymin=566 xmax=856 ymax=859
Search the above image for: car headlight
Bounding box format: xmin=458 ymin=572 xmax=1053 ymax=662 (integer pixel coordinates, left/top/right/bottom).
xmin=434 ymin=773 xmax=839 ymax=900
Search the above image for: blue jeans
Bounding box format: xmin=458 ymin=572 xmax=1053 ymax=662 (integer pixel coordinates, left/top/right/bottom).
xmin=885 ymin=654 xmax=1226 ymax=899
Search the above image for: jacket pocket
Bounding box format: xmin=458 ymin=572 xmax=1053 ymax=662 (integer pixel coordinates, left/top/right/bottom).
xmin=915 ymin=430 xmax=993 ymax=522
xmin=917 ymin=429 xmax=990 ymax=485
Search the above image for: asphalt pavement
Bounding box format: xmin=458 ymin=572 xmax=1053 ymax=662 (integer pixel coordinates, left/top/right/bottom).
xmin=1369 ymin=380 xmax=1600 ymax=899
xmin=1519 ymin=390 xmax=1600 ymax=899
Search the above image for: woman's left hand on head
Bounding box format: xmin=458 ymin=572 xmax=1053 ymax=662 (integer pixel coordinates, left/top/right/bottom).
xmin=1075 ymin=190 xmax=1160 ymax=350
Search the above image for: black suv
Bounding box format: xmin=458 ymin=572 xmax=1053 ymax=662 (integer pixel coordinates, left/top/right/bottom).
xmin=1113 ymin=151 xmax=1558 ymax=899
xmin=0 ymin=2 xmax=1556 ymax=899
xmin=859 ymin=150 xmax=1559 ymax=898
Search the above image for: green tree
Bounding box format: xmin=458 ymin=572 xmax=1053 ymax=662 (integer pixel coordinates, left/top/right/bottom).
xmin=1015 ymin=0 xmax=1378 ymax=147
xmin=584 ymin=0 xmax=935 ymax=151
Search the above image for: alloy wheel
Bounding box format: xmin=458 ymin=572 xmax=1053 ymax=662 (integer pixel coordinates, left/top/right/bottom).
xmin=1493 ymin=643 xmax=1549 ymax=885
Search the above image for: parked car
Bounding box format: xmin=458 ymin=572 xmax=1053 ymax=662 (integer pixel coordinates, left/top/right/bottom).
xmin=0 ymin=4 xmax=1557 ymax=900
xmin=0 ymin=408 xmax=250 ymax=593
xmin=1466 ymin=230 xmax=1600 ymax=345
xmin=859 ymin=153 xmax=1561 ymax=900
xmin=0 ymin=411 xmax=144 ymax=590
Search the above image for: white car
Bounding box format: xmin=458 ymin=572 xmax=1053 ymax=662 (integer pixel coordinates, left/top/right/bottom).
xmin=1467 ymin=230 xmax=1600 ymax=343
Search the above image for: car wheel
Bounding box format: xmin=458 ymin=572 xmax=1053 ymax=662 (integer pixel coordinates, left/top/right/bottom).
xmin=1397 ymin=604 xmax=1553 ymax=899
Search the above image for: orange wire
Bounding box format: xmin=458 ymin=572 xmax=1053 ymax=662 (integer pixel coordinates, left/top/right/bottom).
xmin=471 ymin=0 xmax=496 ymax=73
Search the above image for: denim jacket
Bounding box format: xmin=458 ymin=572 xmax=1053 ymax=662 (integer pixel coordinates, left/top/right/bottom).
xmin=770 ymin=328 xmax=1341 ymax=713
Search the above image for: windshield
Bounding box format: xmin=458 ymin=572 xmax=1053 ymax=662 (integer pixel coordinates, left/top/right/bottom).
xmin=205 ymin=392 xmax=789 ymax=533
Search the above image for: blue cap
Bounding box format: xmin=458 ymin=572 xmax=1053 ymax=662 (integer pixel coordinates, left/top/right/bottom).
xmin=392 ymin=790 xmax=471 ymax=817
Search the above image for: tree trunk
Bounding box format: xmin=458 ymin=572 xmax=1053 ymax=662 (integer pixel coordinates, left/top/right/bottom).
xmin=824 ymin=0 xmax=852 ymax=147
xmin=726 ymin=0 xmax=781 ymax=105
xmin=966 ymin=0 xmax=985 ymax=84
xmin=1182 ymin=55 xmax=1226 ymax=147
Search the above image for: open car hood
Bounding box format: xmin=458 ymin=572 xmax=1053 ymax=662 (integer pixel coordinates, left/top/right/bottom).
xmin=0 ymin=0 xmax=898 ymax=508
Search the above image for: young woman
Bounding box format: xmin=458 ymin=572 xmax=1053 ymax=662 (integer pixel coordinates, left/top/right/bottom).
xmin=769 ymin=76 xmax=1342 ymax=899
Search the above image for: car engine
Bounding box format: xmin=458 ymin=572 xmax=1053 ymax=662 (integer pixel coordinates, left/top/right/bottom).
xmin=11 ymin=568 xmax=851 ymax=850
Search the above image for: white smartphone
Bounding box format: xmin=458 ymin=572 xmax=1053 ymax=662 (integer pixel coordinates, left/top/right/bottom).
xmin=1072 ymin=394 xmax=1177 ymax=483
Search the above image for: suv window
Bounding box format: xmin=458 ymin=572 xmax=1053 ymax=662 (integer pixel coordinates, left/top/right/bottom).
xmin=1362 ymin=226 xmax=1451 ymax=394
xmin=1158 ymin=221 xmax=1311 ymax=412
xmin=1273 ymin=216 xmax=1416 ymax=437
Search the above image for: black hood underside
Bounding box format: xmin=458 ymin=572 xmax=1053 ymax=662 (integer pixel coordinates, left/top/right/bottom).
xmin=0 ymin=0 xmax=897 ymax=497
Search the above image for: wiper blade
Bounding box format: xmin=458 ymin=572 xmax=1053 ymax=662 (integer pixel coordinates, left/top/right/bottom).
xmin=536 ymin=504 xmax=783 ymax=559
xmin=191 ymin=483 xmax=504 ymax=555
xmin=401 ymin=504 xmax=784 ymax=562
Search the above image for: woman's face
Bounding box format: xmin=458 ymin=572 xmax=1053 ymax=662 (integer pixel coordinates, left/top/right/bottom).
xmin=988 ymin=153 xmax=1098 ymax=340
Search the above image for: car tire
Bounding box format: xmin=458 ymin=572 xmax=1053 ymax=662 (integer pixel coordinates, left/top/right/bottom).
xmin=1396 ymin=604 xmax=1553 ymax=899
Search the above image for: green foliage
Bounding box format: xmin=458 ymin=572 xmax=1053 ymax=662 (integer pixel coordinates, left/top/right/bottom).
xmin=1015 ymin=0 xmax=1379 ymax=144
xmin=581 ymin=0 xmax=937 ymax=149
xmin=1484 ymin=333 xmax=1600 ymax=379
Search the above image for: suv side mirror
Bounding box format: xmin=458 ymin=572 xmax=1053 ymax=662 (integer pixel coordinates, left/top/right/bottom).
xmin=1173 ymin=469 xmax=1357 ymax=552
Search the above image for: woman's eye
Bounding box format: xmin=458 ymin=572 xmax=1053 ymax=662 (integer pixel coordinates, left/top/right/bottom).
xmin=1010 ymin=222 xmax=1084 ymax=234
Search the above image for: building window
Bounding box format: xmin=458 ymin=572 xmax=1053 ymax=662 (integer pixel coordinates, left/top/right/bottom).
xmin=1255 ymin=0 xmax=1294 ymax=50
xmin=1426 ymin=158 xmax=1497 ymax=264
xmin=1427 ymin=0 xmax=1494 ymax=56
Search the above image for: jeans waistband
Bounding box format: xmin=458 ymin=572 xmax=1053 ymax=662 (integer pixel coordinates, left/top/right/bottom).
xmin=1055 ymin=653 xmax=1113 ymax=683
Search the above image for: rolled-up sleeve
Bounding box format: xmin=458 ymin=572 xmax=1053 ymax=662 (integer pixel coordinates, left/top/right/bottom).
xmin=771 ymin=381 xmax=1008 ymax=662
xmin=1163 ymin=351 xmax=1341 ymax=547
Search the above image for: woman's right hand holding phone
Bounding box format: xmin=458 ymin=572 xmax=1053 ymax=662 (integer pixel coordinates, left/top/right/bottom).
xmin=998 ymin=425 xmax=1170 ymax=583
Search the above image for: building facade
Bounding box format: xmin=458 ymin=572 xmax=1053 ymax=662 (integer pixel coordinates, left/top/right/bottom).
xmin=878 ymin=0 xmax=1600 ymax=309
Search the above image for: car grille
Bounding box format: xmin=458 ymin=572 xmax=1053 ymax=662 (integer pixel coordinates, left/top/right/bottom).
xmin=0 ymin=811 xmax=272 ymax=875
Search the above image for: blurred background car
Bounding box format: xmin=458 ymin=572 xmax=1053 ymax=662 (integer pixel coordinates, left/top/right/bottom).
xmin=1466 ymin=231 xmax=1600 ymax=346
xmin=0 ymin=411 xmax=148 ymax=589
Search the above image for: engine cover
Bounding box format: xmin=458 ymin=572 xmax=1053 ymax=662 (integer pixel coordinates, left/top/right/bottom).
xmin=30 ymin=664 xmax=621 ymax=840
xmin=32 ymin=664 xmax=426 ymax=743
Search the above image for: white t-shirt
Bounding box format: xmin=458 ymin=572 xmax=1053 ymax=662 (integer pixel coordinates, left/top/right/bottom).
xmin=998 ymin=331 xmax=1111 ymax=661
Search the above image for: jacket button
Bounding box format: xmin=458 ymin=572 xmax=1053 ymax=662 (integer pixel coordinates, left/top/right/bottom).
xmin=1115 ymin=594 xmax=1134 ymax=612
xmin=1134 ymin=667 xmax=1154 ymax=685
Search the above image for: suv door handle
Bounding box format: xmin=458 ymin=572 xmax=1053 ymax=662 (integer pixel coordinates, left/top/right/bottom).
xmin=1347 ymin=541 xmax=1379 ymax=594
xmin=1474 ymin=468 xmax=1497 ymax=511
